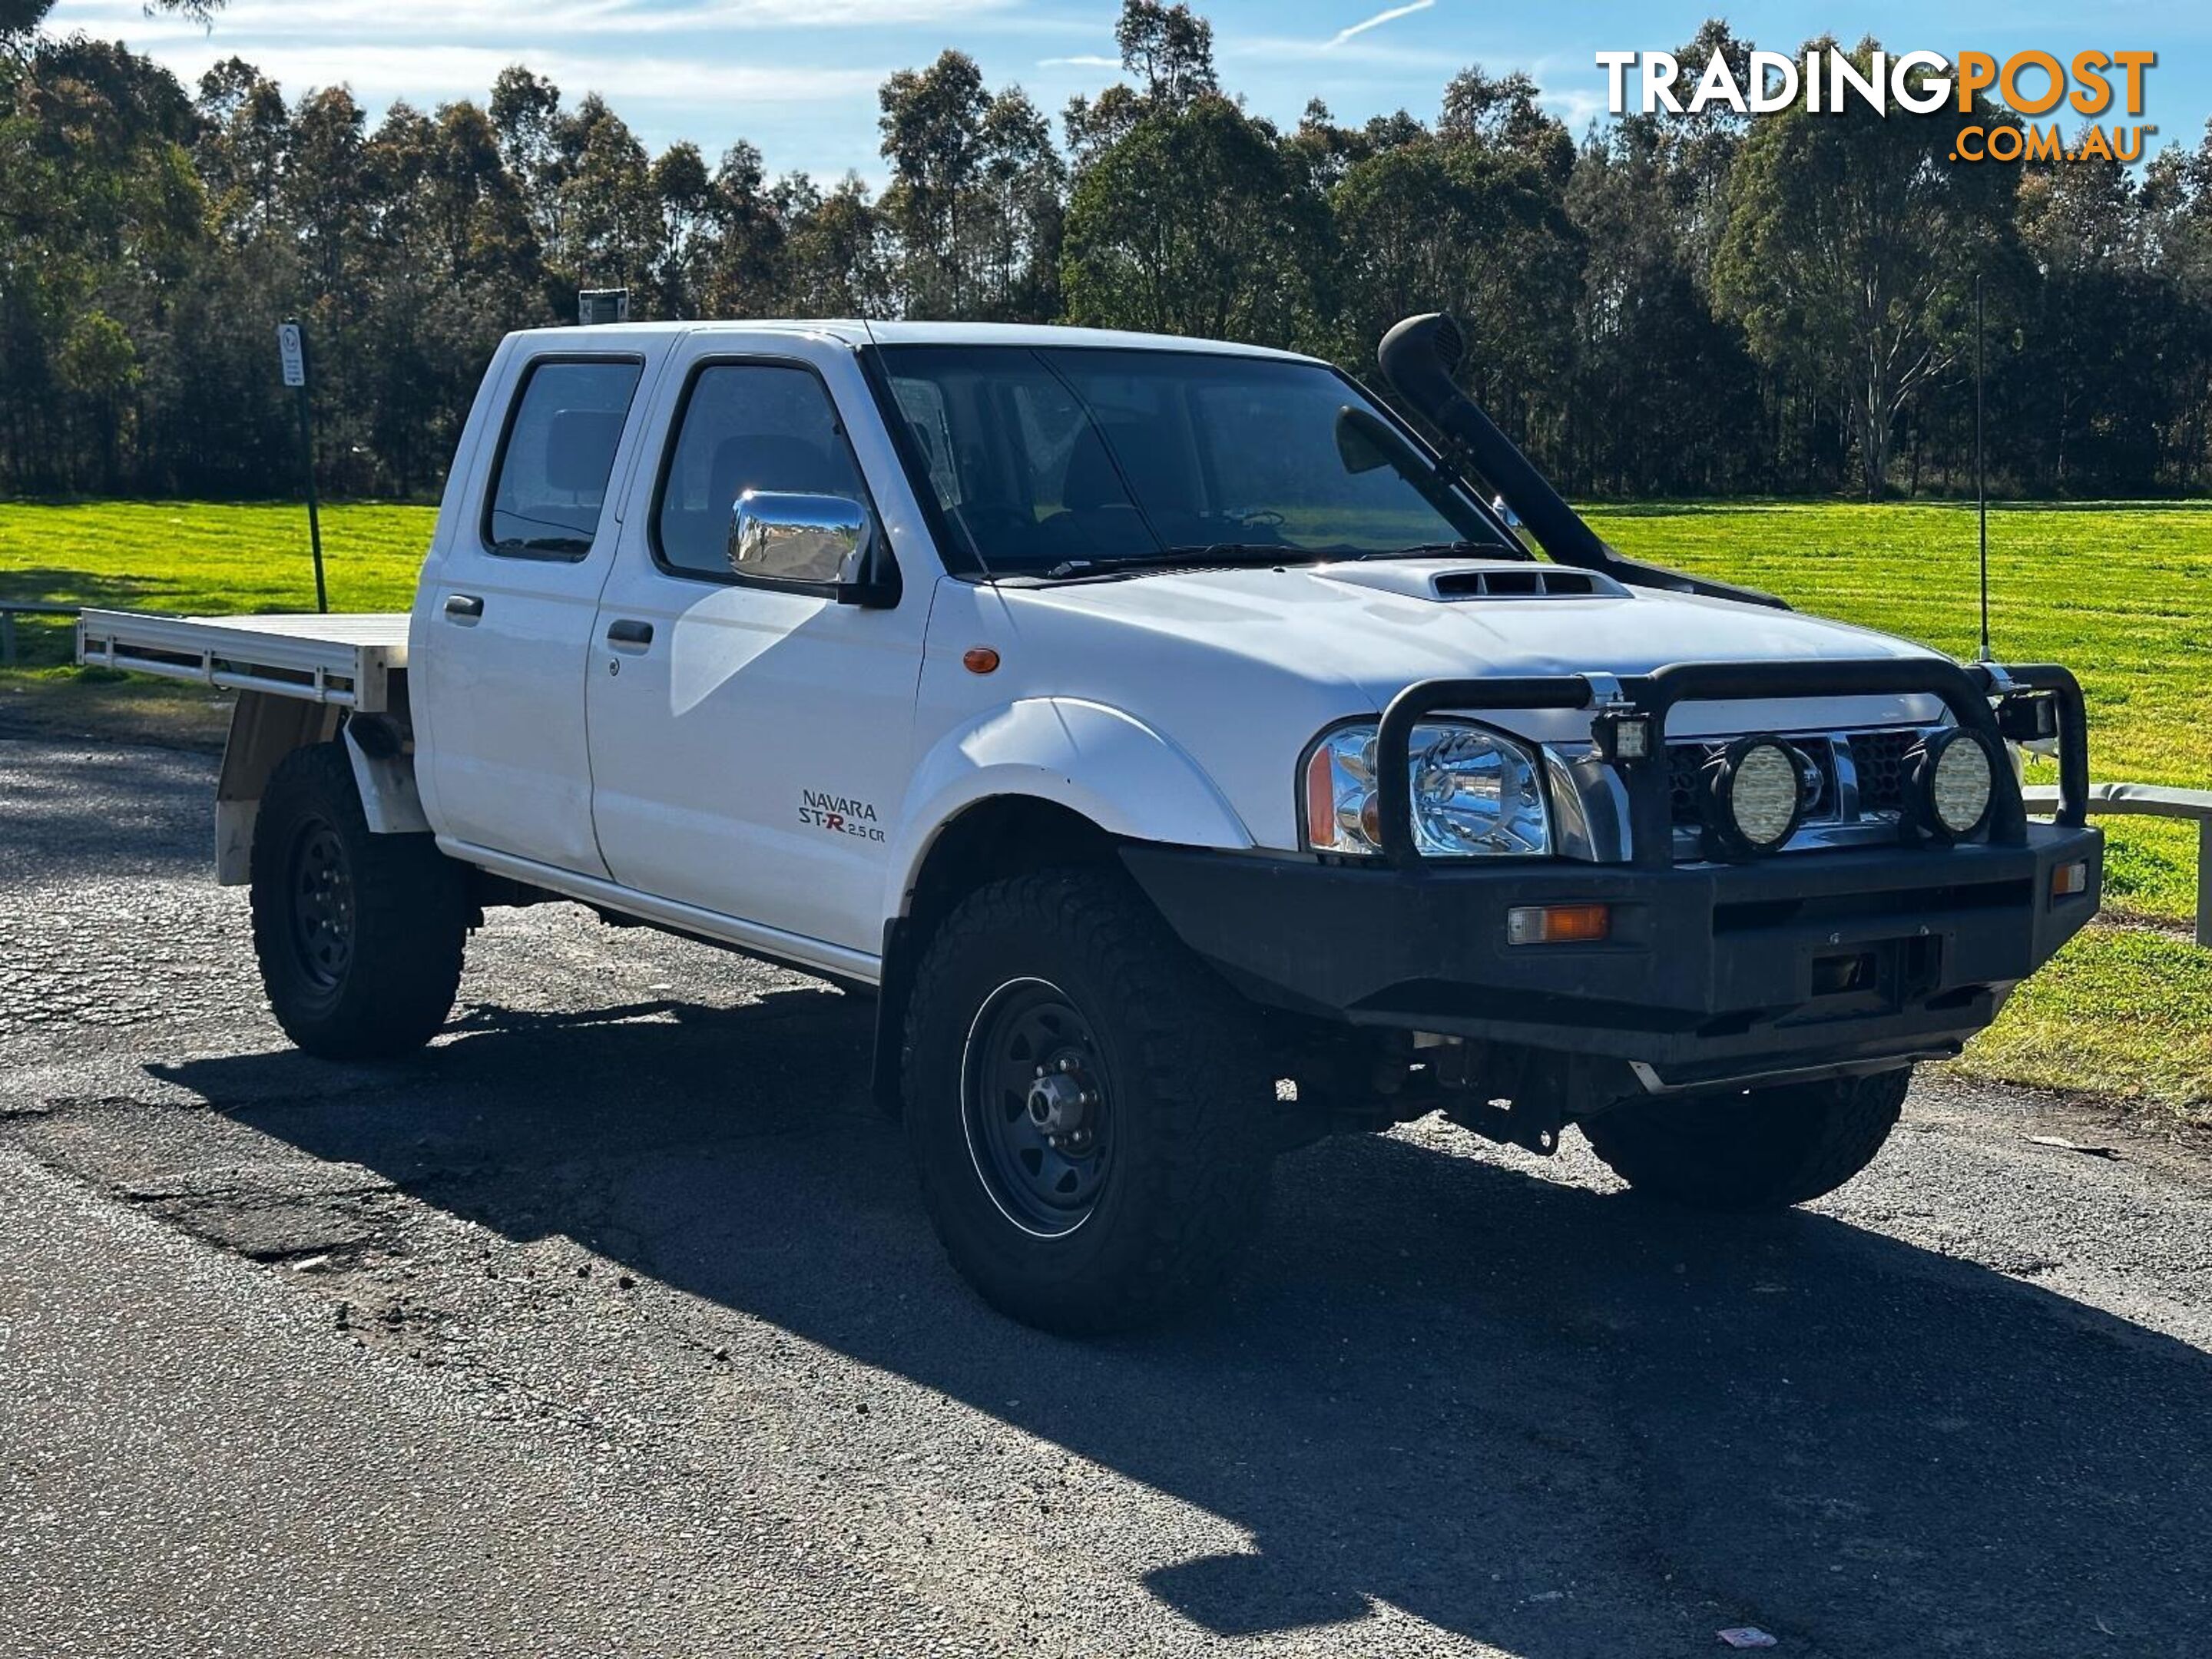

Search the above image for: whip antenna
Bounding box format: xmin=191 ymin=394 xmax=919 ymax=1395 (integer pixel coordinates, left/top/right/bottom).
xmin=1975 ymin=271 xmax=1992 ymax=664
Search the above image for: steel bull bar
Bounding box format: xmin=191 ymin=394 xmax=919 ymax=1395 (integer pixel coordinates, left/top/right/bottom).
xmin=1373 ymin=657 xmax=2090 ymax=867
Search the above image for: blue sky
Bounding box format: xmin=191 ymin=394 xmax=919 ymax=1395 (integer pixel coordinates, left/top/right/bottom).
xmin=51 ymin=0 xmax=2212 ymax=186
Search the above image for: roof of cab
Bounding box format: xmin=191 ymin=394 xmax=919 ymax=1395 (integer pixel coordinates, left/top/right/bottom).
xmin=505 ymin=318 xmax=1321 ymax=362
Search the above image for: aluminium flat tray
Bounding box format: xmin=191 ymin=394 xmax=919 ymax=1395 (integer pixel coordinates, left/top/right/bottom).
xmin=76 ymin=609 xmax=409 ymax=712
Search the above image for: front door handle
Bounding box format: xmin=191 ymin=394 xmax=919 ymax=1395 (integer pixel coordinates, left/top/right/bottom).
xmin=605 ymin=618 xmax=654 ymax=647
xmin=444 ymin=593 xmax=483 ymax=621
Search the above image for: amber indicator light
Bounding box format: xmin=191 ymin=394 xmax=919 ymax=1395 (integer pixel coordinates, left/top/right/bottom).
xmin=1505 ymin=903 xmax=1612 ymax=946
xmin=962 ymin=647 xmax=1000 ymax=674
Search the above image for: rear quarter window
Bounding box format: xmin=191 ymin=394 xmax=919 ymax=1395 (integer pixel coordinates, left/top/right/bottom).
xmin=483 ymin=357 xmax=644 ymax=559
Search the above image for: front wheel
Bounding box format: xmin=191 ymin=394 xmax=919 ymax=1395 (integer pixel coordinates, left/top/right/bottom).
xmin=901 ymin=868 xmax=1276 ymax=1335
xmin=250 ymin=741 xmax=469 ymax=1059
xmin=1579 ymin=1066 xmax=1911 ymax=1211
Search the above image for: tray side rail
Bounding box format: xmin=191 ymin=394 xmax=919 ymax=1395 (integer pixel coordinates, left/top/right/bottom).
xmin=76 ymin=609 xmax=396 ymax=712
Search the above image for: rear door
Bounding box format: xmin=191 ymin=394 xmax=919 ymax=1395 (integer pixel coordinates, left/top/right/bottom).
xmin=412 ymin=344 xmax=658 ymax=876
xmin=583 ymin=338 xmax=931 ymax=954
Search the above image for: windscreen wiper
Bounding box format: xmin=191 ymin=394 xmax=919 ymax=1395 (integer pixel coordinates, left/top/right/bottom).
xmin=1041 ymin=543 xmax=1323 ymax=581
xmin=1357 ymin=539 xmax=1522 ymax=561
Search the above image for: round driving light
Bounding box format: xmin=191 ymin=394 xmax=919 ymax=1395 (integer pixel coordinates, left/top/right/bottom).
xmin=1705 ymin=737 xmax=1805 ymax=856
xmin=1914 ymin=730 xmax=1996 ymax=841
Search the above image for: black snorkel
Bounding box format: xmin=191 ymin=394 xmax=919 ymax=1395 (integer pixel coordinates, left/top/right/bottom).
xmin=1377 ymin=313 xmax=1786 ymax=610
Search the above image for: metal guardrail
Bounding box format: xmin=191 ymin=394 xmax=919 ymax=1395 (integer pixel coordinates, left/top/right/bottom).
xmin=0 ymin=600 xmax=81 ymax=667
xmin=2024 ymin=780 xmax=2212 ymax=947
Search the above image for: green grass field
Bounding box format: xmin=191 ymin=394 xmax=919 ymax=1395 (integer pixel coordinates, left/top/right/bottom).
xmin=3 ymin=497 xmax=2204 ymax=1124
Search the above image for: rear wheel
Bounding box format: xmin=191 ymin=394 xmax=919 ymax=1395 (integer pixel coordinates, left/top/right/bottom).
xmin=250 ymin=741 xmax=468 ymax=1059
xmin=901 ymin=867 xmax=1276 ymax=1335
xmin=1579 ymin=1066 xmax=1910 ymax=1211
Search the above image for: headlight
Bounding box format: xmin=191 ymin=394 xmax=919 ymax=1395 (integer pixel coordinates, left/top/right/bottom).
xmin=1302 ymin=721 xmax=1551 ymax=857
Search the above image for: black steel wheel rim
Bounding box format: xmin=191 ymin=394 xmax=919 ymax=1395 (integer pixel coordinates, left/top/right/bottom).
xmin=286 ymin=817 xmax=355 ymax=990
xmin=960 ymin=978 xmax=1113 ymax=1237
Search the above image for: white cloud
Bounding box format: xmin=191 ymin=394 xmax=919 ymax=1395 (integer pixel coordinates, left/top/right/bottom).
xmin=142 ymin=38 xmax=885 ymax=105
xmin=645 ymin=0 xmax=1022 ymax=24
xmin=1224 ymin=31 xmax=1459 ymax=71
xmin=54 ymin=0 xmax=1022 ymax=41
xmin=1541 ymin=85 xmax=1607 ymax=129
xmin=1036 ymin=54 xmax=1121 ymax=68
xmin=1326 ymin=0 xmax=1433 ymax=50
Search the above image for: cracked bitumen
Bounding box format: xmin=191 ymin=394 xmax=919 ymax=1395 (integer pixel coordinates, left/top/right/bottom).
xmin=2 ymin=731 xmax=2210 ymax=1657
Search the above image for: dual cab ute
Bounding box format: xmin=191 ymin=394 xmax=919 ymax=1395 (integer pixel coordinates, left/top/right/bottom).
xmin=79 ymin=313 xmax=2102 ymax=1333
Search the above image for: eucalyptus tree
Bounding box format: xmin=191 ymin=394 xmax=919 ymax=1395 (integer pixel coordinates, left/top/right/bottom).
xmin=697 ymin=143 xmax=792 ymax=319
xmin=1062 ymin=95 xmax=1322 ymax=346
xmin=1063 ymin=0 xmax=1216 ymax=162
xmin=1714 ymin=38 xmax=2023 ymax=498
xmin=1330 ymin=74 xmax=1579 ymax=454
xmin=0 ymin=29 xmax=203 ymax=490
xmin=778 ymin=172 xmax=896 ymax=319
xmin=879 ymin=51 xmax=1062 ymax=320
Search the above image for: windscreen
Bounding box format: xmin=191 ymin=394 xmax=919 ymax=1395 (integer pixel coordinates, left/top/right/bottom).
xmin=879 ymin=346 xmax=1498 ymax=575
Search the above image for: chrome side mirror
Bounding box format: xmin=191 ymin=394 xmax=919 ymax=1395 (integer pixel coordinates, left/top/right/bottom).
xmin=728 ymin=491 xmax=872 ymax=591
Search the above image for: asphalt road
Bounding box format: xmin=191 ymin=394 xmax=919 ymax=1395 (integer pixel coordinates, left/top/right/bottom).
xmin=3 ymin=731 xmax=2209 ymax=1659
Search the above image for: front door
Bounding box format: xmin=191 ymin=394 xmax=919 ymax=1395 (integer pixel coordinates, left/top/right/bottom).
xmin=584 ymin=346 xmax=929 ymax=955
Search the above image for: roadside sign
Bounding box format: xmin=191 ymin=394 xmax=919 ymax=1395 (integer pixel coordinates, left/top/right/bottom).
xmin=578 ymin=288 xmax=630 ymax=325
xmin=278 ymin=317 xmax=327 ymax=613
xmin=276 ymin=322 xmax=306 ymax=389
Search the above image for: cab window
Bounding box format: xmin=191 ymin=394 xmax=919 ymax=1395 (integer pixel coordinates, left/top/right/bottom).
xmin=654 ymin=362 xmax=869 ymax=579
xmin=483 ymin=358 xmax=644 ymax=559
xmin=875 ymin=345 xmax=1494 ymax=573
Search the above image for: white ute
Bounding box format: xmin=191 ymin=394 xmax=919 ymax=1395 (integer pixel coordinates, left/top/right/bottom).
xmin=81 ymin=313 xmax=2104 ymax=1332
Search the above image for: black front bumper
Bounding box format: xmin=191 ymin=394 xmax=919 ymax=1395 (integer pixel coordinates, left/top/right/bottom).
xmin=1123 ymin=824 xmax=2102 ymax=1089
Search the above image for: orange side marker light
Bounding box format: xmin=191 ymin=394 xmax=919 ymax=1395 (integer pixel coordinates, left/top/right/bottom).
xmin=1505 ymin=903 xmax=1611 ymax=946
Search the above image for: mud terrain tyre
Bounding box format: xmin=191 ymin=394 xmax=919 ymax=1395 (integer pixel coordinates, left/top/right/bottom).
xmin=250 ymin=741 xmax=467 ymax=1059
xmin=1580 ymin=1065 xmax=1911 ymax=1212
xmin=902 ymin=866 xmax=1275 ymax=1335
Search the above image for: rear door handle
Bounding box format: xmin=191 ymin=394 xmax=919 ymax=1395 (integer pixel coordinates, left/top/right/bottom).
xmin=444 ymin=593 xmax=483 ymax=620
xmin=605 ymin=618 xmax=654 ymax=647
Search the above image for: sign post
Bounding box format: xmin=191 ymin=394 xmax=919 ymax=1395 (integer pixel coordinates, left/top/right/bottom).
xmin=277 ymin=319 xmax=328 ymax=614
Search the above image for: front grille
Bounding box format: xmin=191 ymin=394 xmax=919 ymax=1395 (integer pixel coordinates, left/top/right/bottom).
xmin=1847 ymin=730 xmax=1919 ymax=816
xmin=1667 ymin=737 xmax=1839 ymax=828
xmin=1666 ymin=726 xmax=1939 ymax=844
xmin=1667 ymin=747 xmax=1702 ymax=822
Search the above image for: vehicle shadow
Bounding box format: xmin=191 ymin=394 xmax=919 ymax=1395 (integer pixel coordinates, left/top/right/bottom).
xmin=154 ymin=987 xmax=2212 ymax=1657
